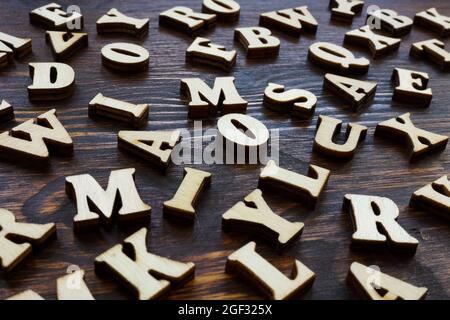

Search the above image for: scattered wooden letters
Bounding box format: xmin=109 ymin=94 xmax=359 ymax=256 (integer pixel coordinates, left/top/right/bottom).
xmin=2 ymin=0 xmax=450 ymax=301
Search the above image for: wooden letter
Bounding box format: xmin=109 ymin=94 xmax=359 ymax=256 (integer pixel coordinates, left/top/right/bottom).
xmin=234 ymin=27 xmax=280 ymax=58
xmin=45 ymin=31 xmax=88 ymax=61
xmin=343 ymin=194 xmax=418 ymax=251
xmin=410 ymin=39 xmax=450 ymax=71
xmin=0 ymin=208 xmax=56 ymax=272
xmin=217 ymin=113 xmax=269 ymax=163
xmin=30 ymin=3 xmax=83 ymax=30
xmin=348 ymin=262 xmax=427 ymax=300
xmin=164 ymin=168 xmax=211 ymax=220
xmin=101 ymin=42 xmax=149 ymax=72
xmin=96 ymin=8 xmax=149 ymax=38
xmin=308 ymin=42 xmax=369 ymax=74
xmin=323 ymin=73 xmax=377 ymax=111
xmin=263 ymin=83 xmax=316 ymax=118
xmin=344 ymin=25 xmax=401 ymax=58
xmin=180 ymin=77 xmax=247 ymax=118
xmin=414 ymin=8 xmax=450 ymax=38
xmin=159 ymin=6 xmax=216 ymax=35
xmin=0 ymin=109 xmax=73 ymax=165
xmin=28 ymin=62 xmax=75 ymax=101
xmin=202 ymin=0 xmax=240 ymax=22
xmin=410 ymin=175 xmax=450 ymax=220
xmin=89 ymin=93 xmax=149 ymax=128
xmin=57 ymin=269 xmax=95 ymax=300
xmin=186 ymin=37 xmax=237 ymax=71
xmin=0 ymin=32 xmax=32 ymax=65
xmin=314 ymin=115 xmax=367 ymax=159
xmin=329 ymin=0 xmax=364 ymax=22
xmin=391 ymin=68 xmax=432 ymax=107
xmin=7 ymin=290 xmax=45 ymax=300
xmin=95 ymin=227 xmax=195 ymax=300
xmin=367 ymin=9 xmax=412 ymax=36
xmin=259 ymin=160 xmax=330 ymax=206
xmin=226 ymin=242 xmax=315 ymax=299
xmin=65 ymin=168 xmax=151 ymax=230
xmin=375 ymin=112 xmax=448 ymax=161
xmin=118 ymin=130 xmax=181 ymax=170
xmin=259 ymin=6 xmax=318 ymax=36
xmin=222 ymin=189 xmax=303 ymax=248
xmin=0 ymin=100 xmax=14 ymax=123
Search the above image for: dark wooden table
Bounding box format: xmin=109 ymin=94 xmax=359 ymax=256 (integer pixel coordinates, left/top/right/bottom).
xmin=0 ymin=0 xmax=449 ymax=300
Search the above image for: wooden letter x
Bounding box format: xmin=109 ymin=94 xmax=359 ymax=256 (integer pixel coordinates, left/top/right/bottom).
xmin=375 ymin=112 xmax=448 ymax=161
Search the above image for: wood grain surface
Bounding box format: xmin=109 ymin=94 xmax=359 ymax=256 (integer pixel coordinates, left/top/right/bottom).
xmin=0 ymin=0 xmax=449 ymax=300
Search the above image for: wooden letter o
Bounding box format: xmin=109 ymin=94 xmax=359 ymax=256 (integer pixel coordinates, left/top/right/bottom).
xmin=101 ymin=42 xmax=149 ymax=72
